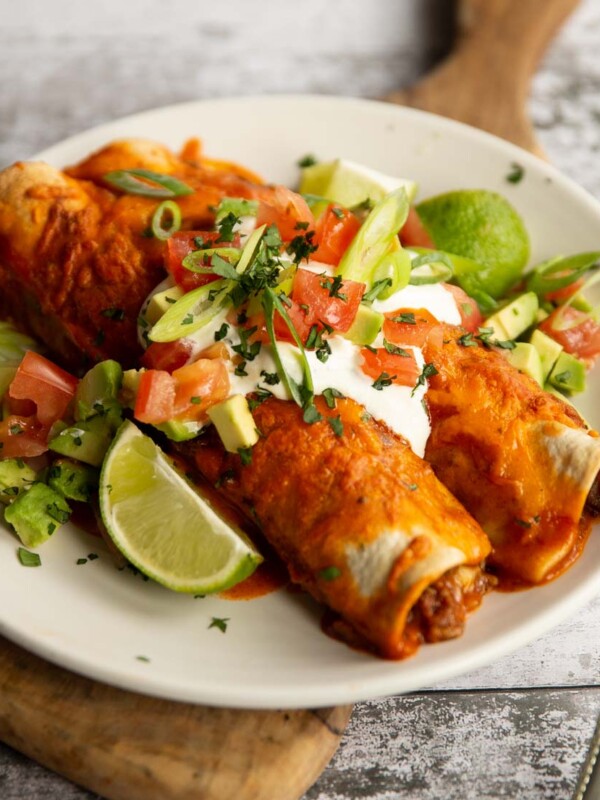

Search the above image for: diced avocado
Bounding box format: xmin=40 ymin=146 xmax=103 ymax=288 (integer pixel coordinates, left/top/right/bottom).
xmin=145 ymin=286 xmax=184 ymax=326
xmin=529 ymin=329 xmax=563 ymax=381
xmin=120 ymin=368 xmax=144 ymax=410
xmin=48 ymin=416 xmax=113 ymax=467
xmin=47 ymin=459 xmax=99 ymax=503
xmin=0 ymin=459 xmax=37 ymax=505
xmin=484 ymin=291 xmax=539 ymax=341
xmin=535 ymin=308 xmax=549 ymax=324
xmin=343 ymin=304 xmax=384 ymax=346
xmin=4 ymin=482 xmax=71 ymax=548
xmin=154 ymin=419 xmax=203 ymax=442
xmin=207 ymin=395 xmax=259 ymax=453
xmin=75 ymin=360 xmax=123 ymax=426
xmin=0 ymin=363 xmax=19 ymax=398
xmin=548 ymin=351 xmax=587 ymax=395
xmin=299 ymin=159 xmax=418 ymax=209
xmin=505 ymin=342 xmax=544 ymax=386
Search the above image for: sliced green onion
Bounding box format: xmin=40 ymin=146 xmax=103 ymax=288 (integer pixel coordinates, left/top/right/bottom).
xmin=215 ymin=197 xmax=258 ymax=221
xmin=301 ymin=193 xmax=332 ymax=210
xmin=262 ymin=287 xmax=314 ymax=409
xmin=410 ymin=247 xmax=498 ymax=313
xmin=336 ymin=188 xmax=409 ymax=286
xmin=525 ymin=252 xmax=600 ymax=297
xmin=549 ymin=269 xmax=600 ymax=331
xmin=236 ymin=224 xmax=267 ymax=275
xmin=182 ymin=248 xmax=241 ymax=273
xmin=151 ymin=200 xmax=182 ymax=240
xmin=372 ymin=249 xmax=412 ymax=298
xmin=104 ymin=169 xmax=194 ymax=198
xmin=409 ymin=251 xmax=454 ymax=286
xmin=149 ymin=280 xmax=231 ymax=342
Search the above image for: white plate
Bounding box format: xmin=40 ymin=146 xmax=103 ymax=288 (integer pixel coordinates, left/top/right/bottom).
xmin=1 ymin=96 xmax=599 ymax=710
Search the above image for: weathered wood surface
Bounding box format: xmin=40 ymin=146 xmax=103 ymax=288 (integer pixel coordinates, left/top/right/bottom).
xmin=0 ymin=0 xmax=599 ymax=798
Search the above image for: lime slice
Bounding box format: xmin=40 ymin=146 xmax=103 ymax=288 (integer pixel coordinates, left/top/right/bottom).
xmin=300 ymin=159 xmax=417 ymax=209
xmin=99 ymin=421 xmax=262 ymax=593
xmin=415 ymin=190 xmax=530 ymax=298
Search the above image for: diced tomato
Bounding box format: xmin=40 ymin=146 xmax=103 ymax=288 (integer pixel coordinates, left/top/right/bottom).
xmin=443 ymin=284 xmax=483 ymax=332
xmin=256 ymin=186 xmax=315 ymax=241
xmin=312 ymin=205 xmax=360 ymax=266
xmin=291 ymin=269 xmax=365 ymax=334
xmin=8 ymin=352 xmax=78 ymax=427
xmin=141 ymin=340 xmax=194 ymax=372
xmin=539 ymin=306 xmax=600 ymax=362
xmin=134 ymin=370 xmax=176 ymax=424
xmin=383 ymin=308 xmax=440 ymax=348
xmin=360 ymin=347 xmax=420 ymax=387
xmin=166 ymin=231 xmax=241 ymax=292
xmin=400 ymin=207 xmax=435 ymax=249
xmin=172 ymin=359 xmax=230 ymax=421
xmin=0 ymin=415 xmax=48 ymax=459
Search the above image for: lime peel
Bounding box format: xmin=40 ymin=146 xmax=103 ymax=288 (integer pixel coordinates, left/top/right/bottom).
xmin=99 ymin=421 xmax=262 ymax=593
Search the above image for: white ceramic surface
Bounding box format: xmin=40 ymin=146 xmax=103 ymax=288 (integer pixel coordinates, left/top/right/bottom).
xmin=1 ymin=95 xmax=599 ymax=710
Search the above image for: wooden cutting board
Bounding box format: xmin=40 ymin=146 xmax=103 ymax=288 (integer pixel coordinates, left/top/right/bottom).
xmin=0 ymin=1 xmax=580 ymax=798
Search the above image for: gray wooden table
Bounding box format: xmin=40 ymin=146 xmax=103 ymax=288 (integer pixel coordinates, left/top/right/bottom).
xmin=1 ymin=1 xmax=599 ymax=798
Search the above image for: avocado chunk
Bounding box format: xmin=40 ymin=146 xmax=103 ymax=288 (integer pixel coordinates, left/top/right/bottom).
xmin=75 ymin=360 xmax=123 ymax=427
xmin=4 ymin=482 xmax=71 ymax=548
xmin=484 ymin=292 xmax=539 ymax=341
xmin=548 ymin=351 xmax=587 ymax=395
xmin=0 ymin=459 xmax=37 ymax=505
xmin=145 ymin=286 xmax=184 ymax=326
xmin=48 ymin=416 xmax=113 ymax=467
xmin=154 ymin=419 xmax=203 ymax=442
xmin=529 ymin=329 xmax=563 ymax=381
xmin=505 ymin=342 xmax=544 ymax=386
xmin=47 ymin=459 xmax=99 ymax=502
xmin=207 ymin=395 xmax=259 ymax=453
xmin=343 ymin=304 xmax=384 ymax=346
xmin=120 ymin=368 xmax=144 ymax=410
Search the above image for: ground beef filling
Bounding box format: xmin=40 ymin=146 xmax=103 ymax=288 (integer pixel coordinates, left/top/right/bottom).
xmin=409 ymin=565 xmax=492 ymax=644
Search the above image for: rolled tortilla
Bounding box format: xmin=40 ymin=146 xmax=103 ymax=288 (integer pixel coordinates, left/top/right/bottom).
xmin=180 ymin=396 xmax=491 ymax=659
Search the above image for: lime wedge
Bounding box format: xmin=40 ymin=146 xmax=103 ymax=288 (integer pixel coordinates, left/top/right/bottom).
xmin=415 ymin=190 xmax=530 ymax=298
xmin=99 ymin=421 xmax=262 ymax=593
xmin=300 ymin=159 xmax=417 ymax=209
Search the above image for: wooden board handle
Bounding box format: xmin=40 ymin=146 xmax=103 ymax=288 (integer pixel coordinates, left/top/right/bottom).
xmin=387 ymin=0 xmax=581 ymax=153
xmin=0 ymin=638 xmax=352 ymax=800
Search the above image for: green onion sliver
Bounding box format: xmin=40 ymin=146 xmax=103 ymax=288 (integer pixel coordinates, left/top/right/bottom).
xmin=104 ymin=169 xmax=194 ymax=198
xmin=149 ymin=279 xmax=231 ymax=342
xmin=236 ymin=225 xmax=267 ymax=275
xmin=549 ymin=269 xmax=600 ymax=331
xmin=262 ymin=288 xmax=314 ymax=409
xmin=215 ymin=197 xmax=258 ymax=221
xmin=151 ymin=200 xmax=182 ymax=240
xmin=182 ymin=248 xmax=241 ymax=273
xmin=525 ymin=251 xmax=600 ymax=297
xmin=336 ymin=188 xmax=409 ymax=285
xmin=371 ymin=249 xmax=411 ymax=299
xmin=409 ymin=251 xmax=454 ymax=286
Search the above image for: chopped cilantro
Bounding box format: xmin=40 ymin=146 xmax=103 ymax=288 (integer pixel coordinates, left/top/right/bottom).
xmin=182 ymin=313 xmax=194 ymax=326
xmin=383 ymin=340 xmax=410 ymax=357
xmin=77 ymin=558 xmax=88 ymax=565
xmin=9 ymin=425 xmax=23 ymax=436
xmin=215 ymin=468 xmax=235 ymax=489
xmin=303 ymin=404 xmax=323 ymax=424
xmin=320 ymin=274 xmax=347 ymax=301
xmin=506 ymin=162 xmax=525 ymax=184
xmin=232 ymin=326 xmax=261 ymax=361
xmin=363 ymin=278 xmax=392 ymax=304
xmin=328 ymin=415 xmax=344 ymax=437
xmin=216 ymin=211 xmax=240 ymax=243
xmin=209 ymin=616 xmax=230 ymax=633
xmin=331 ymin=207 xmax=345 ymax=220
xmin=319 ymin=566 xmax=341 ymax=581
xmin=260 ymin=370 xmax=280 ymax=386
xmin=391 ymin=312 xmax=416 ymax=325
xmin=287 ymin=230 xmax=317 ymax=264
xmin=412 ymin=362 xmax=438 ymax=396
xmin=101 ymin=307 xmax=125 ymax=321
xmin=190 ymin=396 xmax=202 ymax=405
xmin=372 ymin=372 xmax=395 ymax=390
xmin=322 ymin=387 xmax=344 ymax=409
xmin=247 ymin=387 xmax=273 ymax=411
xmin=297 ymin=154 xmax=318 ymax=168
xmin=46 ymin=503 xmax=70 ymax=524
xmin=238 ymin=447 xmax=253 ymax=466
xmin=136 ymin=655 xmax=151 ymax=662
xmin=457 ymin=332 xmax=477 ymax=347
xmin=234 ymin=361 xmax=248 ymax=377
